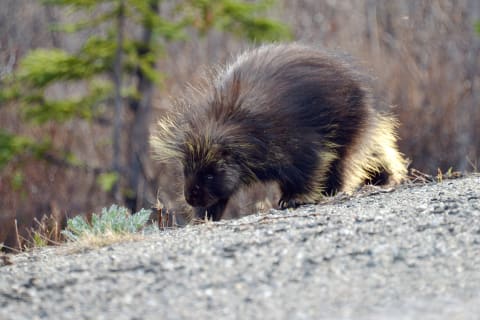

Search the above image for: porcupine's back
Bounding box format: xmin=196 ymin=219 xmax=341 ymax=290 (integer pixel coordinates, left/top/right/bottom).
xmin=207 ymin=43 xmax=378 ymax=195
xmin=152 ymin=43 xmax=407 ymax=219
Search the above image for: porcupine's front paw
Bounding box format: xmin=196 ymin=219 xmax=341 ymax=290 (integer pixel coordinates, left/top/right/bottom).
xmin=194 ymin=198 xmax=229 ymax=221
xmin=278 ymin=197 xmax=305 ymax=210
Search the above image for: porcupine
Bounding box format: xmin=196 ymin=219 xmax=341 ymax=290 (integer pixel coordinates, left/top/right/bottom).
xmin=151 ymin=43 xmax=407 ymax=221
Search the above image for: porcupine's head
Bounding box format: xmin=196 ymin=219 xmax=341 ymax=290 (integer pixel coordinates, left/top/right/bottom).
xmin=151 ymin=111 xmax=245 ymax=212
xmin=152 ymin=66 xmax=262 ymax=219
xmin=181 ymin=126 xmax=244 ymax=209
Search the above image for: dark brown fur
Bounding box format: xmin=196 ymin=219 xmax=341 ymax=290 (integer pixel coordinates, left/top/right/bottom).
xmin=152 ymin=43 xmax=407 ymax=221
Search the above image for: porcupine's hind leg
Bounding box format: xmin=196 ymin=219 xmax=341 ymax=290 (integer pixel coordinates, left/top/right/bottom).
xmin=360 ymin=114 xmax=407 ymax=188
xmin=339 ymin=113 xmax=408 ymax=193
xmin=366 ymin=143 xmax=407 ymax=187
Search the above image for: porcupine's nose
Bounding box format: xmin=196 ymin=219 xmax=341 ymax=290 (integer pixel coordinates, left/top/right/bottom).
xmin=185 ymin=184 xmax=202 ymax=206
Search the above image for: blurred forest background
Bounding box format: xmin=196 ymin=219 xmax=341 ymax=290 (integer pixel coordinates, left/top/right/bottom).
xmin=1 ymin=0 xmax=479 ymax=251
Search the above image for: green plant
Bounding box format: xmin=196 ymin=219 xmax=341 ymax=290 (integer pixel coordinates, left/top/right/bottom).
xmin=62 ymin=205 xmax=151 ymax=242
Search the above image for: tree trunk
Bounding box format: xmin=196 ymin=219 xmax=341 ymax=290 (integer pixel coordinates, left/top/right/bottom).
xmin=125 ymin=0 xmax=159 ymax=212
xmin=112 ymin=0 xmax=125 ymax=202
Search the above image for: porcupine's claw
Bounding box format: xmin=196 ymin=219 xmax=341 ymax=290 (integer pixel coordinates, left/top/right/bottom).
xmin=278 ymin=198 xmax=302 ymax=209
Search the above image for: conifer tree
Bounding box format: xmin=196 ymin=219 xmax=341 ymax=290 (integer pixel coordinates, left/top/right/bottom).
xmin=0 ymin=0 xmax=290 ymax=212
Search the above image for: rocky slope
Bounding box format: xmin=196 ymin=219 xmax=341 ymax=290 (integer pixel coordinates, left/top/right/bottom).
xmin=1 ymin=175 xmax=480 ymax=320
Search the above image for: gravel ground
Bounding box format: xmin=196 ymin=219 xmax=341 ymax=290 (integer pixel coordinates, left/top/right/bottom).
xmin=1 ymin=175 xmax=480 ymax=320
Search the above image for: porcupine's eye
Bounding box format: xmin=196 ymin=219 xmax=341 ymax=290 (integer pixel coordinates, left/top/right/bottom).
xmin=201 ymin=165 xmax=216 ymax=183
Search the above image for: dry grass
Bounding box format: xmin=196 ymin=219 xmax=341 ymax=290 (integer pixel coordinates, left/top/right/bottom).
xmin=64 ymin=230 xmax=145 ymax=252
xmin=0 ymin=212 xmax=65 ymax=253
